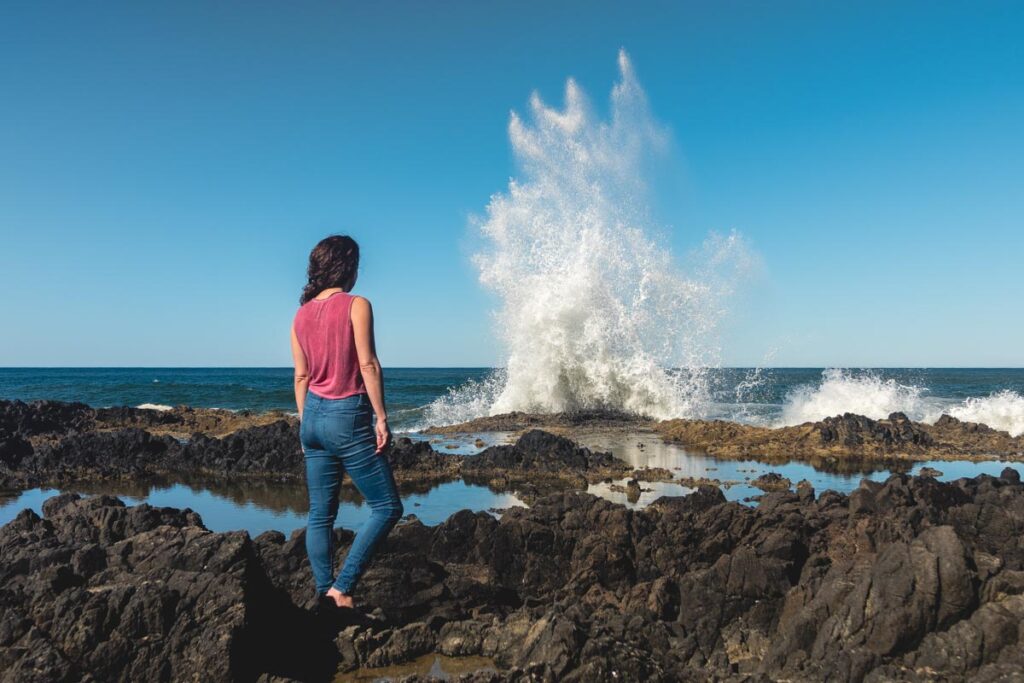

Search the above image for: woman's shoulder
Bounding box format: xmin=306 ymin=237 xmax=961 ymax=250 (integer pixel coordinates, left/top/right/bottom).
xmin=348 ymin=295 xmax=374 ymax=323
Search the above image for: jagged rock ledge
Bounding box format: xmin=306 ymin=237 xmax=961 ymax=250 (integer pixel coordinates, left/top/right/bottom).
xmin=431 ymin=410 xmax=1024 ymax=461
xmin=2 ymin=469 xmax=1023 ymax=681
xmin=0 ymin=398 xmax=292 ymax=440
xmin=0 ymin=400 xmax=629 ymax=502
xmin=425 ymin=409 xmax=651 ymax=435
xmin=656 ymin=411 xmax=1024 ymax=460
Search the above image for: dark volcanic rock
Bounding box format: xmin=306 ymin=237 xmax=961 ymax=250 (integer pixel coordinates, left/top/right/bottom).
xmin=0 ymin=494 xmax=336 ymax=683
xmin=657 ymin=410 xmax=1024 ymax=460
xmin=751 ymin=472 xmax=793 ymax=492
xmin=387 ymin=437 xmax=462 ymax=485
xmin=461 ymin=430 xmax=631 ymax=503
xmin=2 ymin=421 xmax=308 ymax=488
xmin=631 ymin=467 xmax=675 ymax=482
xmin=1 ymin=402 xmax=623 ymax=497
xmin=817 ymin=411 xmax=934 ymax=449
xmin=424 ymin=409 xmax=650 ymax=435
xmin=94 ymin=404 xmax=294 ymax=438
xmin=19 ymin=428 xmax=180 ymax=480
xmin=179 ymin=420 xmax=303 ymax=475
xmin=0 ymin=399 xmax=293 ymax=443
xmin=0 ymin=400 xmax=311 ymax=488
xmin=1 ymin=401 xmax=620 ymax=497
xmin=466 ymin=430 xmax=626 ymax=474
xmin=6 ymin=470 xmax=1023 ymax=681
xmin=0 ymin=399 xmax=96 ymax=439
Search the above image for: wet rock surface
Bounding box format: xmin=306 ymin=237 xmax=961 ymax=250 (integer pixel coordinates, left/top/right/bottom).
xmin=0 ymin=402 xmax=631 ymax=502
xmin=426 ymin=408 xmax=1024 ymax=462
xmin=461 ymin=430 xmax=631 ymax=503
xmin=424 ymin=409 xmax=649 ymax=436
xmin=656 ymin=411 xmax=1024 ymax=460
xmin=3 ymin=469 xmax=1024 ymax=681
xmin=1 ymin=418 xmax=305 ymax=489
xmin=0 ymin=398 xmax=292 ymax=441
xmin=751 ymin=472 xmax=793 ymax=492
xmin=6 ymin=400 xmax=1023 ymax=496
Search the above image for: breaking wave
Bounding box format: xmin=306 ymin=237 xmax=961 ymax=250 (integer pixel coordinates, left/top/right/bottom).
xmin=778 ymin=369 xmax=1024 ymax=437
xmin=940 ymin=390 xmax=1024 ymax=437
xmin=779 ymin=369 xmax=926 ymax=425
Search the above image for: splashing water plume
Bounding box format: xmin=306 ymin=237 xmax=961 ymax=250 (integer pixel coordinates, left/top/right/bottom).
xmin=425 ymin=52 xmax=751 ymax=425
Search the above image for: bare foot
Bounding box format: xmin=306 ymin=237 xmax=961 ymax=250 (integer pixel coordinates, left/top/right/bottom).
xmin=326 ymin=587 xmax=354 ymax=609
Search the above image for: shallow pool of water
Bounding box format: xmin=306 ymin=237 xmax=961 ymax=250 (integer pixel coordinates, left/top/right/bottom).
xmin=2 ymin=431 xmax=1018 ymax=534
xmin=333 ymin=654 xmax=496 ymax=682
xmin=0 ymin=478 xmax=526 ymax=536
xmin=576 ymin=432 xmax=1021 ymax=507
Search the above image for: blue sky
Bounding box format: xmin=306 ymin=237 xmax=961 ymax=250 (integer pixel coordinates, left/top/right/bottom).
xmin=1 ymin=0 xmax=1021 ymax=367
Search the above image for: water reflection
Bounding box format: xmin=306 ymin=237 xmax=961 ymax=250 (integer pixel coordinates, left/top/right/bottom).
xmin=334 ymin=654 xmax=497 ymax=682
xmin=2 ymin=430 xmax=1017 ymax=534
xmin=577 ymin=432 xmax=1020 ymax=508
xmin=0 ymin=477 xmax=526 ymax=537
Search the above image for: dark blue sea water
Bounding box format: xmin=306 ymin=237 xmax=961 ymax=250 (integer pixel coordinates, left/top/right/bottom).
xmin=1 ymin=367 xmax=1021 ymax=534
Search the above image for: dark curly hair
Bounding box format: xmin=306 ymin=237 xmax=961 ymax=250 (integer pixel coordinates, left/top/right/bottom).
xmin=300 ymin=235 xmax=360 ymax=304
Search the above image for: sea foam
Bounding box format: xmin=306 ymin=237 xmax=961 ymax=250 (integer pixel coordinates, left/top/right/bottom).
xmin=136 ymin=403 xmax=173 ymax=411
xmin=779 ymin=369 xmax=926 ymax=425
xmin=778 ymin=369 xmax=1024 ymax=437
xmin=424 ymin=51 xmax=751 ymax=426
xmin=940 ymin=390 xmax=1024 ymax=437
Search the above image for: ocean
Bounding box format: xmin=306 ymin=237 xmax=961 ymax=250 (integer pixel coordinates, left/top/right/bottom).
xmin=1 ymin=367 xmax=1021 ymax=435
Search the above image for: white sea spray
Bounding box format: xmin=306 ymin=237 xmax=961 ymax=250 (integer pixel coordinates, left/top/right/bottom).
xmin=425 ymin=51 xmax=752 ymax=426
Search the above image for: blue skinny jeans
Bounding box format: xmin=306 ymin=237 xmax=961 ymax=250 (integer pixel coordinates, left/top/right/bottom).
xmin=299 ymin=390 xmax=403 ymax=596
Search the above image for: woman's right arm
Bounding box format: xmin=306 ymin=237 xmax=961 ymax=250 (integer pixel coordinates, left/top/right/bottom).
xmin=350 ymin=296 xmax=390 ymax=453
xmin=291 ymin=324 xmax=309 ymax=420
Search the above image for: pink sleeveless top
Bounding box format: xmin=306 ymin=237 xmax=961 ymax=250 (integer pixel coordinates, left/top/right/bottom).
xmin=292 ymin=292 xmax=367 ymax=399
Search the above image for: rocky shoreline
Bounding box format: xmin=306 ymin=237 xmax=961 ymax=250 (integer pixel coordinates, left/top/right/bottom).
xmin=2 ymin=469 xmax=1022 ymax=681
xmin=5 ymin=400 xmax=1022 ymax=497
xmin=3 ymin=399 xmax=1024 ymax=681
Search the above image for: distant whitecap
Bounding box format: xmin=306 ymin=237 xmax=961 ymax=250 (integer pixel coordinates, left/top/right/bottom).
xmin=136 ymin=403 xmax=173 ymax=411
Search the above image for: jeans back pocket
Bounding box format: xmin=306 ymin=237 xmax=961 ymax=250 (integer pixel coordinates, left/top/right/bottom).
xmin=323 ymin=410 xmax=357 ymax=451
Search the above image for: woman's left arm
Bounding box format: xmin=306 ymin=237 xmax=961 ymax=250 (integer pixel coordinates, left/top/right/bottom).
xmin=291 ymin=324 xmax=310 ymax=419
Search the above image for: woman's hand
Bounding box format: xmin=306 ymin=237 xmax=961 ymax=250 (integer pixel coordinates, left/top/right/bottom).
xmin=375 ymin=416 xmax=391 ymax=454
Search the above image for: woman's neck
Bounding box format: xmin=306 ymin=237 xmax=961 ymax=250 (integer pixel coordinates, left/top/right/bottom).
xmin=314 ymin=287 xmax=344 ymax=300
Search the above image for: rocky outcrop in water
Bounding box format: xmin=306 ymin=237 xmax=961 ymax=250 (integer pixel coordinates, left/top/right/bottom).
xmin=656 ymin=411 xmax=1024 ymax=460
xmin=0 ymin=402 xmax=630 ymax=502
xmin=4 ymin=469 xmax=1023 ymax=681
xmin=461 ymin=430 xmax=631 ymax=503
xmin=0 ymin=419 xmax=305 ymax=489
xmin=431 ymin=408 xmax=1024 ymax=462
xmin=424 ymin=409 xmax=646 ymax=435
xmin=0 ymin=399 xmax=96 ymax=440
xmin=0 ymin=398 xmax=291 ymax=441
xmin=6 ymin=400 xmax=1022 ymax=495
xmin=750 ymin=471 xmax=792 ymax=492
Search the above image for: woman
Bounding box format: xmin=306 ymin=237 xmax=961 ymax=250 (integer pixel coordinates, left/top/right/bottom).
xmin=291 ymin=234 xmax=402 ymax=611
